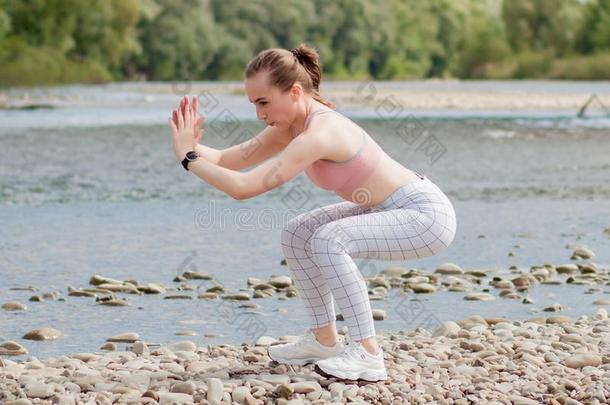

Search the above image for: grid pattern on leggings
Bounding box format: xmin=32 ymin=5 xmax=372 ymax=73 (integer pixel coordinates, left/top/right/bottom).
xmin=280 ymin=177 xmax=456 ymax=341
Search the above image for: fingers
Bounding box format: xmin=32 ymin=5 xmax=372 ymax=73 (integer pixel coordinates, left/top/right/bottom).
xmin=193 ymin=96 xmax=198 ymax=118
xmin=184 ymin=96 xmax=191 ymax=127
xmin=180 ymin=97 xmax=186 ymax=116
xmin=169 ymin=117 xmax=178 ymax=137
xmin=176 ymin=107 xmax=184 ymax=129
xmin=172 ymin=110 xmax=178 ymax=127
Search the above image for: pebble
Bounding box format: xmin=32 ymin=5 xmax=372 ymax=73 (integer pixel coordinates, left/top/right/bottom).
xmin=106 ymin=332 xmax=139 ymax=343
xmin=268 ymin=276 xmax=293 ymax=288
xmin=556 ymin=264 xmax=579 ymax=274
xmin=24 ymin=382 xmax=53 ymax=398
xmin=255 ymin=336 xmax=277 ymax=346
xmin=543 ymin=303 xmax=563 ymax=312
xmin=464 ymin=292 xmax=495 ymax=301
xmin=564 ymin=354 xmax=602 ymax=368
xmin=163 ymin=340 xmax=196 ymax=352
xmin=131 ymin=341 xmax=149 ymax=355
xmin=206 ymin=377 xmax=224 ymax=404
xmin=434 ymin=263 xmax=464 ymax=275
xmin=2 ymin=301 xmax=27 ymax=311
xmin=221 ymin=292 xmax=251 ymax=300
xmin=0 ymin=341 xmax=28 ymax=356
xmin=546 ymin=315 xmax=574 ymax=324
xmin=100 ymin=342 xmax=117 ymax=351
xmin=158 ymin=392 xmax=194 ymax=405
xmin=408 ymin=283 xmax=437 ymax=293
xmin=571 ymin=246 xmax=595 ymax=260
xmin=170 ymin=381 xmax=195 ymax=395
xmin=22 ymin=327 xmax=62 ymax=341
xmin=372 ymin=309 xmax=386 ymax=320
xmin=381 ymin=266 xmax=406 ymax=277
xmin=182 ymin=270 xmax=213 ymax=280
xmin=433 ymin=321 xmax=461 ymax=337
xmin=89 ymin=274 xmax=124 ymax=285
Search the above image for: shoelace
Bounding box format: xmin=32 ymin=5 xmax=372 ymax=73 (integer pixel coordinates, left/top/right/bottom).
xmin=292 ymin=330 xmax=315 ymax=349
xmin=338 ymin=342 xmax=366 ymax=360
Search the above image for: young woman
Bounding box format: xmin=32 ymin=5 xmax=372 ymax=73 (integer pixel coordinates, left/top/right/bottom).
xmin=170 ymin=44 xmax=457 ymax=382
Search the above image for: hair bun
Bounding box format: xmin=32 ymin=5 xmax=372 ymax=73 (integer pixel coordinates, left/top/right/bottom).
xmin=290 ymin=48 xmax=301 ymax=61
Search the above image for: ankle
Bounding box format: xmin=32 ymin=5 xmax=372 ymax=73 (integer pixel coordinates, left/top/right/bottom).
xmin=315 ymin=336 xmax=338 ymax=347
xmin=358 ymin=340 xmax=380 ymax=356
xmin=310 ymin=326 xmax=339 ymax=347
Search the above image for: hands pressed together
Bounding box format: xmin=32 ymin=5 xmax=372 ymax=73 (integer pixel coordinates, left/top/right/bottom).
xmin=169 ymin=95 xmax=204 ymax=163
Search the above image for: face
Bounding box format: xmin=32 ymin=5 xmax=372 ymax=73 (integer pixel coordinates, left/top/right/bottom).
xmin=245 ymin=71 xmax=303 ymax=129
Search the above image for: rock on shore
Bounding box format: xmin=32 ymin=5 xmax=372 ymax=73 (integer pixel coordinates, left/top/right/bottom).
xmin=1 ymin=309 xmax=608 ymax=404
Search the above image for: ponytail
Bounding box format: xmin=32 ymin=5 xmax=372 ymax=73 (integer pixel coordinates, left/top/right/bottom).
xmin=245 ymin=44 xmax=335 ymax=109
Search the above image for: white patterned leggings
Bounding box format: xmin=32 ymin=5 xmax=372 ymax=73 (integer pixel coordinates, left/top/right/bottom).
xmin=280 ymin=175 xmax=457 ymax=342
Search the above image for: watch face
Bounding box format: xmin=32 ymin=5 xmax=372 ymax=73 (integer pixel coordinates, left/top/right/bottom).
xmin=186 ymin=151 xmax=198 ymax=161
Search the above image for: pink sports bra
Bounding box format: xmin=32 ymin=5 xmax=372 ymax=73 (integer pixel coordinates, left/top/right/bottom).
xmin=292 ymin=107 xmax=384 ymax=196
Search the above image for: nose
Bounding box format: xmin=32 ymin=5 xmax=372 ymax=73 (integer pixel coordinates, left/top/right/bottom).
xmin=255 ymin=106 xmax=267 ymax=122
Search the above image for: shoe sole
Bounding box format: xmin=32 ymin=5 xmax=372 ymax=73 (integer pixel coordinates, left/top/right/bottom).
xmin=314 ymin=363 xmax=388 ymax=382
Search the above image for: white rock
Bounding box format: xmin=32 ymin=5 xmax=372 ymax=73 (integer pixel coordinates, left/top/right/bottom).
xmin=231 ymin=386 xmax=254 ymax=404
xmin=158 ymin=392 xmax=194 ymax=405
xmin=25 ymin=382 xmax=53 ymax=398
xmin=164 ymin=340 xmax=197 ymax=352
xmin=269 ymin=276 xmax=292 ymax=288
xmin=433 ymin=321 xmax=460 ymax=337
xmin=564 ymin=353 xmax=602 ymax=368
xmin=0 ymin=340 xmax=28 ymax=356
xmin=171 ymin=381 xmax=195 ymax=395
xmin=121 ymin=372 xmax=150 ymax=389
xmin=572 ymin=246 xmax=595 ymax=259
xmin=435 ymin=263 xmax=464 ymax=274
xmin=22 ymin=327 xmax=62 ymax=341
xmin=131 ymin=341 xmax=149 ymax=355
xmin=206 ymin=378 xmax=224 ymax=405
xmin=464 ymin=293 xmax=495 ymax=301
xmin=409 ymin=283 xmax=437 ymax=293
xmin=2 ymin=301 xmax=27 ymax=311
xmin=106 ymin=332 xmax=139 ymax=343
xmin=255 ymin=336 xmax=277 ymax=346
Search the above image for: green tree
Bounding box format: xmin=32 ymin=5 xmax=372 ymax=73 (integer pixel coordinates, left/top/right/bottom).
xmin=576 ymin=0 xmax=610 ymax=53
xmin=502 ymin=0 xmax=585 ymax=57
xmin=137 ymin=0 xmax=219 ymax=80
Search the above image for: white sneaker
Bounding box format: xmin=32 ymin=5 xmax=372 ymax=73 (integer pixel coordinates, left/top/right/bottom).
xmin=267 ymin=329 xmax=345 ymax=366
xmin=314 ymin=341 xmax=388 ymax=382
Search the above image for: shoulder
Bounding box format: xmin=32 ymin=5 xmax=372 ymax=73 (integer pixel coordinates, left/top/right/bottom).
xmin=280 ymin=120 xmax=335 ymax=164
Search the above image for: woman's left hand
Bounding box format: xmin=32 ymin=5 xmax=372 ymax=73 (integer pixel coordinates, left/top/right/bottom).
xmin=169 ymin=95 xmax=203 ymax=163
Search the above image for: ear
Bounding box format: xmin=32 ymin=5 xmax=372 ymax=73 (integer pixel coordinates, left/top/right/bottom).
xmin=290 ymin=83 xmax=303 ymax=101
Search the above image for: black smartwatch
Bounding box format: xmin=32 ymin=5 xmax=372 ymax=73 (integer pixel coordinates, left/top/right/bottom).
xmin=181 ymin=151 xmax=199 ymax=171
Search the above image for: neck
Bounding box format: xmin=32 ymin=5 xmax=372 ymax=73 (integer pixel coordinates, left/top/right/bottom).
xmin=293 ymin=99 xmax=319 ymax=134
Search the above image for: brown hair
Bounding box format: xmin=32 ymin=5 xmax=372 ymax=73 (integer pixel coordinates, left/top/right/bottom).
xmin=245 ymin=44 xmax=335 ymax=109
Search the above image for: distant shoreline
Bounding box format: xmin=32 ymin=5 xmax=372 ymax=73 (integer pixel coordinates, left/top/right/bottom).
xmin=1 ymin=80 xmax=610 ymax=115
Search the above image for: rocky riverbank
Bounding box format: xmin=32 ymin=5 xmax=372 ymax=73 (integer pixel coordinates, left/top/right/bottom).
xmin=1 ymin=308 xmax=609 ymax=404
xmin=1 ymin=244 xmax=609 ymax=404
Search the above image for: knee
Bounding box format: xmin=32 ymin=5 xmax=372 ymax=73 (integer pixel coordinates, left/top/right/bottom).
xmin=431 ymin=218 xmax=457 ymax=256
